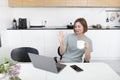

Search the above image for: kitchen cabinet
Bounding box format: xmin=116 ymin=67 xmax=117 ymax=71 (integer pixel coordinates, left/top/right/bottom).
xmin=22 ymin=0 xmax=45 ymax=7
xmin=9 ymin=0 xmax=66 ymax=7
xmin=66 ymin=0 xmax=87 ymax=6
xmin=20 ymin=30 xmax=45 ymax=55
xmin=8 ymin=0 xmax=87 ymax=7
xmin=6 ymin=30 xmax=45 ymax=55
xmin=8 ymin=0 xmax=22 ymax=7
xmin=87 ymin=0 xmax=108 ymax=7
xmin=86 ymin=30 xmax=120 ymax=60
xmin=106 ymin=30 xmax=120 ymax=58
xmin=44 ymin=30 xmax=59 ymax=57
xmin=5 ymin=30 xmax=120 ymax=60
xmin=6 ymin=30 xmax=22 ymax=47
xmin=44 ymin=30 xmax=73 ymax=57
xmin=108 ymin=0 xmax=120 ymax=7
xmin=87 ymin=0 xmax=120 ymax=7
xmin=44 ymin=0 xmax=66 ymax=6
xmin=44 ymin=30 xmax=120 ymax=60
xmin=8 ymin=0 xmax=120 ymax=7
xmin=86 ymin=30 xmax=109 ymax=59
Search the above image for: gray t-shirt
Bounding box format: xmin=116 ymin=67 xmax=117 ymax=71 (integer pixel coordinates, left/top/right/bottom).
xmin=61 ymin=33 xmax=93 ymax=62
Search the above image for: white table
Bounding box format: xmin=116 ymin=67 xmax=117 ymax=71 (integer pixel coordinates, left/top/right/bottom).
xmin=19 ymin=63 xmax=120 ymax=80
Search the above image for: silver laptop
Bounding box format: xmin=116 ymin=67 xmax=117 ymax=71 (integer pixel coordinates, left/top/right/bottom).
xmin=28 ymin=53 xmax=66 ymax=73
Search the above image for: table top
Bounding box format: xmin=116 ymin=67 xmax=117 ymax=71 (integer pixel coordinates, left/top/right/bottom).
xmin=19 ymin=62 xmax=120 ymax=80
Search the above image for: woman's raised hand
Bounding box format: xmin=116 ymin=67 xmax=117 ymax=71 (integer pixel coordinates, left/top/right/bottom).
xmin=58 ymin=31 xmax=65 ymax=43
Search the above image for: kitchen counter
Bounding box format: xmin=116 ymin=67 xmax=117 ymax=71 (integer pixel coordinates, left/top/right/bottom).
xmin=89 ymin=28 xmax=120 ymax=30
xmin=7 ymin=28 xmax=120 ymax=30
xmin=7 ymin=28 xmax=70 ymax=30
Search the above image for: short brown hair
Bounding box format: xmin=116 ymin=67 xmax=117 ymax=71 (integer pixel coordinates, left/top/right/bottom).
xmin=73 ymin=18 xmax=88 ymax=33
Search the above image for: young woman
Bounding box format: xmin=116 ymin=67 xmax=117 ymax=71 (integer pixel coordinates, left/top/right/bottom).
xmin=58 ymin=18 xmax=93 ymax=63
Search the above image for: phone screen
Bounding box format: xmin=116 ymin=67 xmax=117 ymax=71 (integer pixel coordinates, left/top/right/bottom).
xmin=70 ymin=65 xmax=83 ymax=72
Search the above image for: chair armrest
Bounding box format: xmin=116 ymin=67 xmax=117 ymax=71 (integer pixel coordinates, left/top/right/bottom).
xmin=54 ymin=57 xmax=58 ymax=63
xmin=58 ymin=46 xmax=63 ymax=60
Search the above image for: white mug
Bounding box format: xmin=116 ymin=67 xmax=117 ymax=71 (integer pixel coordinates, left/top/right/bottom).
xmin=77 ymin=40 xmax=85 ymax=49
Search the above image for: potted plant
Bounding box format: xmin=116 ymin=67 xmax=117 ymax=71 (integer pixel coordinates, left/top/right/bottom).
xmin=0 ymin=57 xmax=21 ymax=80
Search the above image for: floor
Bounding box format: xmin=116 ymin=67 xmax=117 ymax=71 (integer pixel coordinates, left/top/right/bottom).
xmin=91 ymin=60 xmax=120 ymax=76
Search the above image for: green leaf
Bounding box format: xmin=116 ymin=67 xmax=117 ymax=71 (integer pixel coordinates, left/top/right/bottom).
xmin=9 ymin=77 xmax=21 ymax=80
xmin=0 ymin=57 xmax=21 ymax=80
xmin=3 ymin=57 xmax=9 ymax=64
xmin=0 ymin=64 xmax=5 ymax=73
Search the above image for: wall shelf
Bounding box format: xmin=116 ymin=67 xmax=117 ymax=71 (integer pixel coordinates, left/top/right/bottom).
xmin=106 ymin=10 xmax=120 ymax=12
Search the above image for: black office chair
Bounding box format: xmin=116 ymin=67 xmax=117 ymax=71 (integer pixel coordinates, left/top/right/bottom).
xmin=57 ymin=46 xmax=89 ymax=63
xmin=57 ymin=46 xmax=63 ymax=60
xmin=11 ymin=47 xmax=39 ymax=62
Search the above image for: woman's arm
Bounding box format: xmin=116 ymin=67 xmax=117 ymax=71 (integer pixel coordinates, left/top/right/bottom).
xmin=59 ymin=42 xmax=67 ymax=55
xmin=58 ymin=31 xmax=67 ymax=55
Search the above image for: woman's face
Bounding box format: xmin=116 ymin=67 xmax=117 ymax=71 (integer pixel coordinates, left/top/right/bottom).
xmin=74 ymin=22 xmax=84 ymax=35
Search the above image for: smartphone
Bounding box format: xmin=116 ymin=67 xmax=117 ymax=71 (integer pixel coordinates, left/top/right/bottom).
xmin=70 ymin=65 xmax=83 ymax=72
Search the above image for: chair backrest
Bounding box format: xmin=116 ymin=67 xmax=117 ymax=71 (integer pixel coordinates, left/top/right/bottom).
xmin=11 ymin=47 xmax=39 ymax=62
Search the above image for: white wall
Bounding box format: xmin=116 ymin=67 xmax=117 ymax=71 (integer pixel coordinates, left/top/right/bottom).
xmin=0 ymin=0 xmax=120 ymax=30
xmin=12 ymin=8 xmax=120 ymax=28
xmin=0 ymin=0 xmax=13 ymax=30
xmin=0 ymin=0 xmax=13 ymax=61
xmin=0 ymin=0 xmax=120 ymax=61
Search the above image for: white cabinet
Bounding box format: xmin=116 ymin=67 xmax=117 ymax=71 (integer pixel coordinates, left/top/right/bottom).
xmin=86 ymin=30 xmax=120 ymax=60
xmin=6 ymin=30 xmax=120 ymax=60
xmin=20 ymin=30 xmax=45 ymax=55
xmin=44 ymin=30 xmax=59 ymax=57
xmin=6 ymin=30 xmax=22 ymax=47
xmin=44 ymin=30 xmax=120 ymax=60
xmin=86 ymin=30 xmax=109 ymax=59
xmin=44 ymin=30 xmax=73 ymax=57
xmin=106 ymin=30 xmax=120 ymax=58
xmin=6 ymin=30 xmax=45 ymax=55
